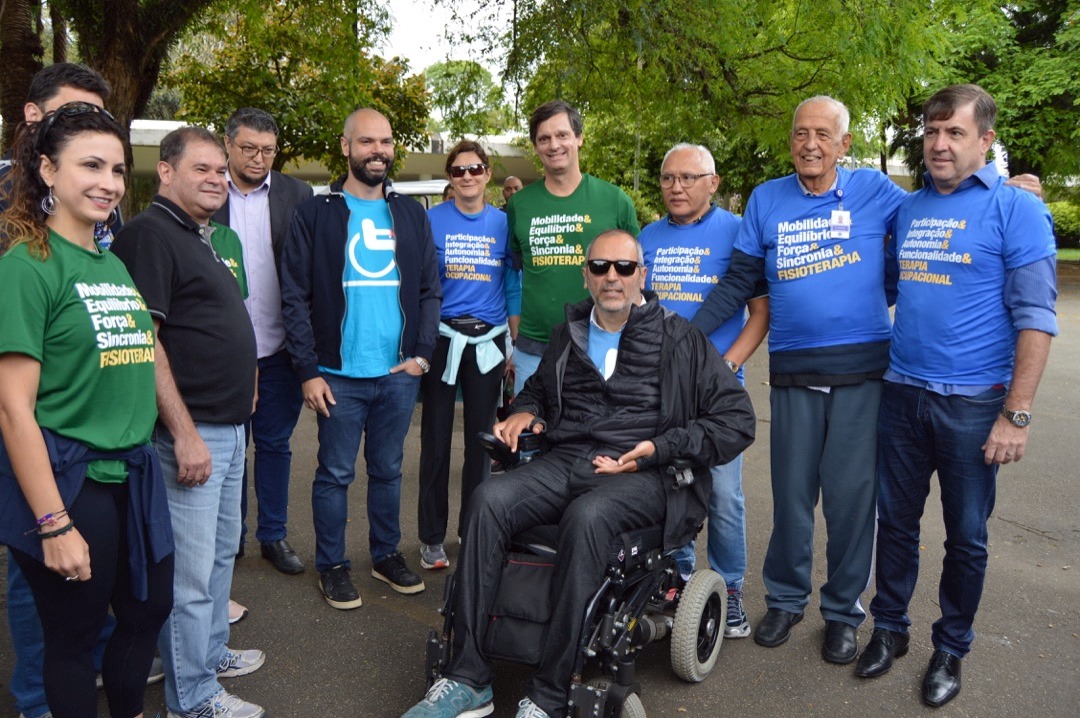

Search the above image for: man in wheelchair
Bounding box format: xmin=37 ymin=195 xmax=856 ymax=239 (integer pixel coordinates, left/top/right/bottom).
xmin=402 ymin=229 xmax=756 ymax=718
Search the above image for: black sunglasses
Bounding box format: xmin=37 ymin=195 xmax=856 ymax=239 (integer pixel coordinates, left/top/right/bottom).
xmin=35 ymin=102 xmax=116 ymax=152
xmin=448 ymin=163 xmax=487 ymax=178
xmin=587 ymin=259 xmax=640 ymax=277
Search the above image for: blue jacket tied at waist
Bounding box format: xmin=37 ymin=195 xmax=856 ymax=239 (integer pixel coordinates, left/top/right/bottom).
xmin=0 ymin=430 xmax=174 ymax=601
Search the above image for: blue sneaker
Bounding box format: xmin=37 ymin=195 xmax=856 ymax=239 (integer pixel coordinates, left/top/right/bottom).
xmin=401 ymin=678 xmax=494 ymax=718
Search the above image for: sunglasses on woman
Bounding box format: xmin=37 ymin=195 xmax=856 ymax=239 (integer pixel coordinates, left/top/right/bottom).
xmin=36 ymin=102 xmax=116 ymax=152
xmin=587 ymin=259 xmax=640 ymax=277
xmin=448 ymin=163 xmax=488 ymax=178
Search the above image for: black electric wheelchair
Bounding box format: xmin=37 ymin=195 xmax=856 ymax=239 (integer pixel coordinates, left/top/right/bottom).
xmin=423 ymin=433 xmax=727 ymax=718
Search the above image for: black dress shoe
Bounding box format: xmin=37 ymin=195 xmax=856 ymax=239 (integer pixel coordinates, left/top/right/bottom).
xmin=822 ymin=620 xmax=859 ymax=664
xmin=261 ymin=539 xmax=305 ymax=575
xmin=922 ymin=649 xmax=962 ymax=708
xmin=855 ymin=627 xmax=910 ymax=677
xmin=754 ymin=608 xmax=803 ymax=647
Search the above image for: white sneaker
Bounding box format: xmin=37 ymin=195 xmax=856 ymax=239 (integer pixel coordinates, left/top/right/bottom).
xmin=216 ymin=691 xmax=266 ymax=718
xmin=217 ymin=648 xmax=266 ymax=678
xmin=514 ymin=698 xmax=551 ymax=718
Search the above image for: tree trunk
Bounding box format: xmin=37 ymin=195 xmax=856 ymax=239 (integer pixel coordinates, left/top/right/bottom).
xmin=0 ymin=0 xmax=45 ymax=152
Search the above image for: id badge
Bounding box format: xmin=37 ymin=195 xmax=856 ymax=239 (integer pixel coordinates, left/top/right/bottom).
xmin=830 ymin=210 xmax=851 ymax=239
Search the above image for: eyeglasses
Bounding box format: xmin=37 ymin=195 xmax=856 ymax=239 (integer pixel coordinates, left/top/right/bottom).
xmin=236 ymin=145 xmax=278 ymax=159
xmin=448 ymin=163 xmax=488 ymax=178
xmin=659 ymin=172 xmax=714 ymax=189
xmin=587 ymin=259 xmax=640 ymax=277
xmin=35 ymin=102 xmax=116 ymax=152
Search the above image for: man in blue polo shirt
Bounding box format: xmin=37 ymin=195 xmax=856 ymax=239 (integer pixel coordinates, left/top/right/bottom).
xmin=853 ymin=84 xmax=1056 ymax=709
xmin=639 ymin=143 xmax=769 ymax=641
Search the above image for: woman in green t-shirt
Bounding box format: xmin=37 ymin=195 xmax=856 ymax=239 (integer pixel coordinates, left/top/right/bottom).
xmin=0 ymin=104 xmax=173 ymax=718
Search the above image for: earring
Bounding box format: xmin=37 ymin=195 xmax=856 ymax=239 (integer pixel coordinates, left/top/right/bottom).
xmin=40 ymin=187 xmax=57 ymax=216
xmin=107 ymin=208 xmax=119 ymax=225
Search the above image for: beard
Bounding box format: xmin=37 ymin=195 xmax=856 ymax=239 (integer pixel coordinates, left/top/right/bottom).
xmin=349 ymin=153 xmax=392 ymax=187
xmin=236 ymin=167 xmax=269 ymax=188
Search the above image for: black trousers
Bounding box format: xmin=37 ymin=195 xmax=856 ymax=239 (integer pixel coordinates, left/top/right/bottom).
xmin=13 ymin=479 xmax=174 ymax=718
xmin=444 ymin=447 xmax=667 ymax=717
xmin=418 ymin=333 xmax=506 ymax=545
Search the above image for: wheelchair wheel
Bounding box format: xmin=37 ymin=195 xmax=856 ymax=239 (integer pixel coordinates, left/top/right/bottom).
xmin=670 ymin=569 xmax=725 ymax=682
xmin=585 ymin=678 xmax=646 ymax=718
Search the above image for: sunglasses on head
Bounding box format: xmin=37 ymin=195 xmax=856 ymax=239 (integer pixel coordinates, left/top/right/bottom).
xmin=587 ymin=259 xmax=640 ymax=277
xmin=36 ymin=102 xmax=116 ymax=152
xmin=448 ymin=163 xmax=487 ymax=178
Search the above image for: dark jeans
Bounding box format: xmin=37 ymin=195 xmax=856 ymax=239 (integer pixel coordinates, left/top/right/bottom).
xmin=444 ymin=447 xmax=667 ymax=718
xmin=418 ymin=334 xmax=505 ymax=545
xmin=870 ymin=381 xmax=1002 ymax=657
xmin=312 ymin=371 xmax=421 ymax=572
xmin=240 ymin=349 xmax=304 ymax=545
xmin=12 ymin=479 xmax=174 ymax=718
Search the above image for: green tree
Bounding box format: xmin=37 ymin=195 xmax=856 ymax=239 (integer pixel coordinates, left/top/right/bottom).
xmin=166 ymin=0 xmax=429 ymax=177
xmin=1 ymin=0 xmax=217 ymax=150
xmin=425 ymin=60 xmax=513 ymax=141
xmin=444 ymin=0 xmax=954 ymax=200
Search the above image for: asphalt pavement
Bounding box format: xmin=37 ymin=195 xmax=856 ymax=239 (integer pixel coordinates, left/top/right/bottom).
xmin=2 ymin=281 xmax=1078 ymax=718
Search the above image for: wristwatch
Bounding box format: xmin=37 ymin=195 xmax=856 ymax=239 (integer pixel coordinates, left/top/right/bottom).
xmin=723 ymin=358 xmax=739 ymax=373
xmin=1001 ymin=408 xmax=1032 ymax=428
xmin=414 ymin=357 xmax=431 ymax=374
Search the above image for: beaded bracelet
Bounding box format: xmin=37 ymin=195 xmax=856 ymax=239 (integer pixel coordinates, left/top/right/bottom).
xmin=38 ymin=521 xmax=76 ymax=539
xmin=37 ymin=510 xmax=68 ymax=528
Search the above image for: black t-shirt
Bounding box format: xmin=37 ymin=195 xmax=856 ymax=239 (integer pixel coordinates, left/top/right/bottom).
xmin=112 ymin=196 xmax=256 ymax=424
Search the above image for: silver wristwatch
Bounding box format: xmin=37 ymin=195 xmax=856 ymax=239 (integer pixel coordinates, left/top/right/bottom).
xmin=1001 ymin=408 xmax=1032 ymax=428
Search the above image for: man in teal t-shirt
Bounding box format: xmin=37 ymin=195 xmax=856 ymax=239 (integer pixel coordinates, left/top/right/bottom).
xmin=507 ymin=100 xmax=638 ymax=394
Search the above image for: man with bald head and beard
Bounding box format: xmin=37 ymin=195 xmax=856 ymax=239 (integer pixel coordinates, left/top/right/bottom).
xmin=281 ymin=108 xmax=441 ymax=609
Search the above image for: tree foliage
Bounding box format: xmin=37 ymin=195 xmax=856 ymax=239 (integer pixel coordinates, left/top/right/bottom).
xmin=424 ymin=60 xmax=513 ymax=141
xmin=0 ymin=0 xmax=216 ymax=151
xmin=440 ymin=0 xmax=1079 ymax=203
xmin=166 ymin=0 xmax=429 ymax=177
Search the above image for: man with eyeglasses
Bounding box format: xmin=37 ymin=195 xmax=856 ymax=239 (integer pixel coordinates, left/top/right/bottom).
xmin=400 ymin=228 xmax=754 ymax=718
xmin=281 ymin=108 xmax=441 ymax=609
xmin=506 ymin=100 xmax=639 ymax=396
xmin=211 ymin=108 xmax=312 ymax=577
xmin=639 ymin=143 xmax=770 ymax=643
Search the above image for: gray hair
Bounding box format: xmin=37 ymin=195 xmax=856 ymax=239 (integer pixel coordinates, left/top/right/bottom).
xmin=661 ymin=143 xmax=716 ymax=174
xmin=792 ymin=95 xmax=850 ymax=136
xmin=225 ymin=108 xmax=279 ymax=140
xmin=587 ymin=228 xmax=645 ymax=265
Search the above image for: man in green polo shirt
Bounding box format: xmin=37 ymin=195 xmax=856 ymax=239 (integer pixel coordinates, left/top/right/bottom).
xmin=507 ymin=100 xmax=639 ymax=393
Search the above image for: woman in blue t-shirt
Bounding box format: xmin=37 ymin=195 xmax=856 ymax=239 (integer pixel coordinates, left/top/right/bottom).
xmin=417 ymin=141 xmax=521 ymax=571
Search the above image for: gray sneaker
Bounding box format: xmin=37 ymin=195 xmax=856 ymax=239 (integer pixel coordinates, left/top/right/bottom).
xmin=514 ymin=698 xmax=551 ymax=718
xmin=401 ymin=677 xmax=494 ymax=718
xmin=217 ymin=647 xmax=266 ymax=678
xmin=420 ymin=543 xmax=450 ymax=570
xmin=216 ymin=691 xmax=265 ymax=718
xmin=725 ymin=588 xmax=751 ymax=638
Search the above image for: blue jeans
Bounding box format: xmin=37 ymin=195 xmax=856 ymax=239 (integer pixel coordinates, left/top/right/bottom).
xmin=512 ymin=347 xmax=543 ymax=396
xmin=155 ymin=423 xmax=246 ymax=713
xmin=240 ymin=350 xmax=304 ymax=545
xmin=673 ymin=455 xmax=746 ymax=590
xmin=312 ymin=371 xmax=420 ymax=572
xmin=870 ymin=382 xmax=1001 ymax=657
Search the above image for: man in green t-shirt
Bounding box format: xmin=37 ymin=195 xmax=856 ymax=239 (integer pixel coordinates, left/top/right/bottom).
xmin=507 ymin=100 xmax=639 ymax=393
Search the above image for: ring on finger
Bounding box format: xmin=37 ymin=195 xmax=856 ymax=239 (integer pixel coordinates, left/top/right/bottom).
xmin=65 ymin=575 xmax=79 ymax=582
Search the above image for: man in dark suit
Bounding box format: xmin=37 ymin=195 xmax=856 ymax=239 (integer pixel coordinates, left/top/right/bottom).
xmin=213 ymin=108 xmax=313 ymax=574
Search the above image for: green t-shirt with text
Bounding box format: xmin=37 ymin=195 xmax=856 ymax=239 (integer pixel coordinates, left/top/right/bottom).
xmin=0 ymin=232 xmax=157 ymax=483
xmin=508 ymin=174 xmax=639 ymax=343
xmin=209 ymin=221 xmax=248 ymax=299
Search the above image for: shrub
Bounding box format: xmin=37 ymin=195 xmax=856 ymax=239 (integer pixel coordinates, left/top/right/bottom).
xmin=1048 ymin=202 xmax=1080 ymax=249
